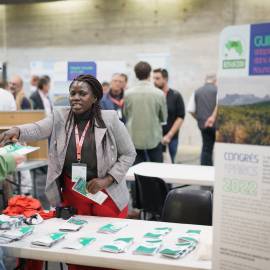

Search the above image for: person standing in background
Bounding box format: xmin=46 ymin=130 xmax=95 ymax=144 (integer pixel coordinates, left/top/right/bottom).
xmin=153 ymin=68 xmax=185 ymax=163
xmin=124 ymin=61 xmax=167 ymax=164
xmin=8 ymin=75 xmax=33 ymax=194
xmin=29 ymin=75 xmax=39 ymax=93
xmin=187 ymin=74 xmax=217 ymax=166
xmin=8 ymin=75 xmax=32 ymax=110
xmin=101 ymin=81 xmax=110 ymax=94
xmin=100 ymin=73 xmax=125 ymax=122
xmin=0 ymin=81 xmax=16 ymax=111
xmin=30 ymin=75 xmax=53 ymax=115
xmin=120 ymin=73 xmax=128 ymax=91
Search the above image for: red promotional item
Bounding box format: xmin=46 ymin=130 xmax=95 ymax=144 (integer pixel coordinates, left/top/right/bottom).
xmin=3 ymin=195 xmax=54 ymax=219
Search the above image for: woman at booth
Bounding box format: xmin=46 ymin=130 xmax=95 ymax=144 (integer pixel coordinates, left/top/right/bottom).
xmin=0 ymin=74 xmax=136 ymax=270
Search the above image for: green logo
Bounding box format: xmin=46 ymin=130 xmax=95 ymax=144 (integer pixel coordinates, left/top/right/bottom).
xmin=223 ymin=38 xmax=246 ymax=69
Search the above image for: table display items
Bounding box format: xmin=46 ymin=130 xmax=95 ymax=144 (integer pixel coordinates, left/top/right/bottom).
xmin=59 ymin=217 xmax=88 ymax=232
xmin=62 ymin=237 xmax=96 ymax=250
xmin=101 ymin=237 xmax=134 ymax=253
xmin=97 ymin=222 xmax=128 ymax=234
xmin=0 ymin=226 xmax=33 ymax=244
xmin=31 ymin=232 xmax=66 ymax=248
xmin=143 ymin=227 xmax=172 ymax=239
xmin=133 ymin=239 xmax=163 ymax=256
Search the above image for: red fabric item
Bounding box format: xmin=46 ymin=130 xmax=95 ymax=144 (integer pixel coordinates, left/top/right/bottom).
xmin=62 ymin=175 xmax=128 ymax=217
xmin=3 ymin=195 xmax=54 ymax=219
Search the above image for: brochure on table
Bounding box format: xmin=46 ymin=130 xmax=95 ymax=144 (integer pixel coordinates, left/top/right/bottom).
xmin=213 ymin=22 xmax=270 ymax=269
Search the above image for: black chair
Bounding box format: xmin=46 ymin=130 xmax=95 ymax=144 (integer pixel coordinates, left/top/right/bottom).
xmin=134 ymin=173 xmax=169 ymax=220
xmin=161 ymin=187 xmax=212 ymax=225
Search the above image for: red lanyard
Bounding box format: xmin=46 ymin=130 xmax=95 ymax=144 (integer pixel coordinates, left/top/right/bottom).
xmin=75 ymin=121 xmax=90 ymax=162
xmin=109 ymin=96 xmax=124 ymax=108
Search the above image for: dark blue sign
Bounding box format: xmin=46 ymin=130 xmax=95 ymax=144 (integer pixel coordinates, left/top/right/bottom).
xmin=249 ymin=23 xmax=270 ymax=75
xmin=68 ymin=61 xmax=97 ymax=81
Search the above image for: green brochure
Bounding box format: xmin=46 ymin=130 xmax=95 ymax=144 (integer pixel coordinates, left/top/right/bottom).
xmin=0 ymin=143 xmax=39 ymax=156
xmin=63 ymin=237 xmax=96 ymax=250
xmin=133 ymin=239 xmax=162 ymax=256
xmin=0 ymin=225 xmax=34 ymax=244
xmin=31 ymin=232 xmax=66 ymax=247
xmin=101 ymin=237 xmax=134 ymax=253
xmin=98 ymin=223 xmax=128 ymax=234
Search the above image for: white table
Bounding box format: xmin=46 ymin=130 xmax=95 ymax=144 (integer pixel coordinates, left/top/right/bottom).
xmin=126 ymin=162 xmax=214 ymax=186
xmin=16 ymin=160 xmax=48 ymax=172
xmin=1 ymin=216 xmax=212 ymax=270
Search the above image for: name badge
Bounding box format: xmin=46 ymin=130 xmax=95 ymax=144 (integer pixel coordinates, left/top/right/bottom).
xmin=117 ymin=109 xmax=122 ymax=119
xmin=72 ymin=163 xmax=87 ymax=183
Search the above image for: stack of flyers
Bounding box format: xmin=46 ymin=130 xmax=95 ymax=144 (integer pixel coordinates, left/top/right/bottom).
xmin=178 ymin=229 xmax=201 ymax=245
xmin=67 ymin=217 xmax=88 ymax=226
xmin=0 ymin=143 xmax=39 ymax=156
xmin=63 ymin=237 xmax=96 ymax=250
xmin=101 ymin=237 xmax=134 ymax=253
xmin=59 ymin=222 xmax=82 ymax=232
xmin=0 ymin=215 xmax=24 ymax=230
xmin=159 ymin=241 xmax=197 ymax=259
xmin=143 ymin=227 xmax=172 ymax=239
xmin=97 ymin=223 xmax=128 ymax=234
xmin=59 ymin=217 xmax=87 ymax=232
xmin=133 ymin=239 xmax=163 ymax=256
xmin=31 ymin=232 xmax=66 ymax=248
xmin=0 ymin=226 xmax=33 ymax=244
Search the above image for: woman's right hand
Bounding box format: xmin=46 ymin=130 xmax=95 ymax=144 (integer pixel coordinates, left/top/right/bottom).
xmin=0 ymin=127 xmax=20 ymax=147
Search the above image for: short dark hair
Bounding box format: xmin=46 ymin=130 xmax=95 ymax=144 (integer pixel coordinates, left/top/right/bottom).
xmin=120 ymin=73 xmax=128 ymax=82
xmin=38 ymin=76 xmax=50 ymax=90
xmin=102 ymin=81 xmax=110 ymax=87
xmin=153 ymin=68 xmax=169 ymax=80
xmin=134 ymin=61 xmax=151 ymax=80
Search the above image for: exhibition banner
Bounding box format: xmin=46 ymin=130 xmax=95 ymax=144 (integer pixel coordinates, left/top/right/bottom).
xmin=213 ymin=22 xmax=270 ymax=269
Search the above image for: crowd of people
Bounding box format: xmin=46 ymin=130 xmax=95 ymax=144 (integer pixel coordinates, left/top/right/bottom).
xmin=0 ymin=62 xmax=217 ymax=270
xmin=0 ymin=61 xmax=217 ymax=167
xmin=100 ymin=62 xmax=217 ymax=166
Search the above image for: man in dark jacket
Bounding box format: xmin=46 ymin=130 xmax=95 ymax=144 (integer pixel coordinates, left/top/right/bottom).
xmin=30 ymin=76 xmax=52 ymax=115
xmin=100 ymin=73 xmax=125 ymax=122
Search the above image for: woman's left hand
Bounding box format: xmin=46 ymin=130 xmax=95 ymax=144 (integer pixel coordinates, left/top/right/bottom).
xmin=86 ymin=175 xmax=114 ymax=194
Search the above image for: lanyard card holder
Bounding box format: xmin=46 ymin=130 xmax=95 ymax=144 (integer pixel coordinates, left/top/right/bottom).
xmin=72 ymin=163 xmax=87 ymax=183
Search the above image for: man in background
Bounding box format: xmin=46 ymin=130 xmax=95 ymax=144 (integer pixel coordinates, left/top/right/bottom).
xmin=187 ymin=74 xmax=217 ymax=166
xmin=101 ymin=81 xmax=110 ymax=94
xmin=30 ymin=75 xmax=52 ymax=115
xmin=29 ymin=75 xmax=39 ymax=93
xmin=0 ymin=81 xmax=16 ymax=111
xmin=124 ymin=61 xmax=167 ymax=164
xmin=120 ymin=73 xmax=128 ymax=91
xmin=153 ymin=68 xmax=185 ymax=163
xmin=101 ymin=73 xmax=125 ymax=122
xmin=8 ymin=75 xmax=31 ymax=110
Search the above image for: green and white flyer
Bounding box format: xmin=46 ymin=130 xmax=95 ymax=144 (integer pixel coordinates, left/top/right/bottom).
xmin=72 ymin=177 xmax=108 ymax=205
xmin=213 ymin=22 xmax=270 ymax=270
xmin=0 ymin=143 xmax=39 ymax=156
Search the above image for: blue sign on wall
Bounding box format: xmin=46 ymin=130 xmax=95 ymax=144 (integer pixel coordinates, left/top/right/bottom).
xmin=67 ymin=61 xmax=97 ymax=81
xmin=249 ymin=23 xmax=270 ymax=75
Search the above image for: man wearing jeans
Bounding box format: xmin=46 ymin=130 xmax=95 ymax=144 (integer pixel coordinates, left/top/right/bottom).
xmin=187 ymin=74 xmax=217 ymax=166
xmin=124 ymin=61 xmax=167 ymax=164
xmin=153 ymin=68 xmax=185 ymax=163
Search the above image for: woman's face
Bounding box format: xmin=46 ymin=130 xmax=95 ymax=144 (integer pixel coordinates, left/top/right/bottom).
xmin=69 ymin=81 xmax=96 ymax=114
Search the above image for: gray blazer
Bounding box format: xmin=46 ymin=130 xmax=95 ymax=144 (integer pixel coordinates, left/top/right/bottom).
xmin=18 ymin=108 xmax=136 ymax=211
